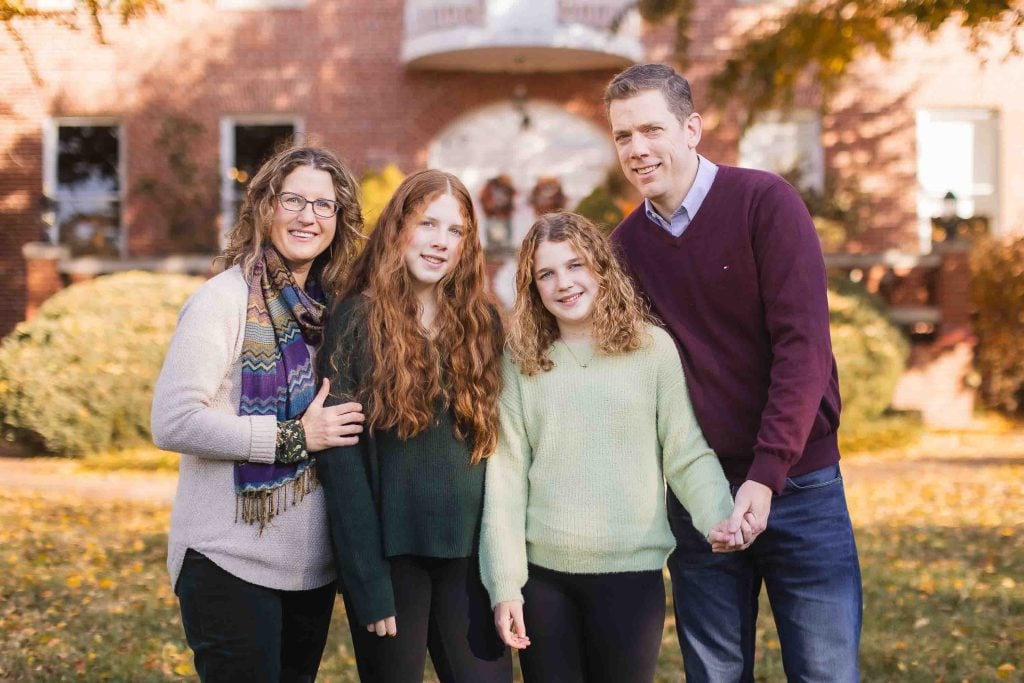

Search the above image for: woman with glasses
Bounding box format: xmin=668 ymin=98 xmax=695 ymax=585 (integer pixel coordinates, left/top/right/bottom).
xmin=152 ymin=145 xmax=366 ymax=682
xmin=315 ymin=169 xmax=511 ymax=682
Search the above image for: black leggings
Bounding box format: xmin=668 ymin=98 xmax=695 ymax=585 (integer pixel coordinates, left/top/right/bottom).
xmin=519 ymin=564 xmax=666 ymax=683
xmin=175 ymin=548 xmax=335 ymax=683
xmin=344 ymin=555 xmax=511 ymax=683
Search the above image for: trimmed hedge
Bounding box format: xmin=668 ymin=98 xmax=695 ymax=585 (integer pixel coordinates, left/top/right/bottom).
xmin=0 ymin=271 xmax=205 ymax=455
xmin=829 ymin=279 xmax=909 ymax=425
xmin=970 ymin=236 xmax=1024 ymax=414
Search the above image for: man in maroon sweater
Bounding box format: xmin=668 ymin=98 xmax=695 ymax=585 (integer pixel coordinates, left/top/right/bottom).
xmin=606 ymin=64 xmax=861 ymax=682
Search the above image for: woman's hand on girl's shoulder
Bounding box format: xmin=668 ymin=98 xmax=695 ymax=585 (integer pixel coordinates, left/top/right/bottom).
xmin=493 ymin=600 xmax=531 ymax=650
xmin=367 ymin=615 xmax=397 ymax=637
xmin=301 ymin=379 xmax=365 ymax=452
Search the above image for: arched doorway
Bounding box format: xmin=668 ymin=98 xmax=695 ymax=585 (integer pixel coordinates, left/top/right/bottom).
xmin=428 ymin=100 xmax=617 ymax=305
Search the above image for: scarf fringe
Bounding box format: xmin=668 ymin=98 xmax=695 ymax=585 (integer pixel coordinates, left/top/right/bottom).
xmin=235 ymin=465 xmax=320 ymax=533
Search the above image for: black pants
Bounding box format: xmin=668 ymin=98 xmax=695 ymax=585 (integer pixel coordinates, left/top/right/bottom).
xmin=519 ymin=564 xmax=666 ymax=683
xmin=175 ymin=548 xmax=335 ymax=683
xmin=344 ymin=555 xmax=511 ymax=683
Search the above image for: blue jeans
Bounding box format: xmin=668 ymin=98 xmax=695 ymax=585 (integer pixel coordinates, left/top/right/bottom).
xmin=667 ymin=463 xmax=862 ymax=682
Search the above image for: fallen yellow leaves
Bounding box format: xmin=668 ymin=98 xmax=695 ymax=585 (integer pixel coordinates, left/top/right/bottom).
xmin=842 ymin=431 xmax=1024 ymax=682
xmin=1 ymin=427 xmax=1022 ymax=682
xmin=997 ymin=662 xmax=1017 ymax=680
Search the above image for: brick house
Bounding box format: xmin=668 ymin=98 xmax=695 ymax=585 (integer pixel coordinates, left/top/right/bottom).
xmin=2 ymin=0 xmax=1022 ymax=424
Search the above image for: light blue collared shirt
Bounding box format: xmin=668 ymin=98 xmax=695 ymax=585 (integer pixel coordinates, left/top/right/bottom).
xmin=644 ymin=155 xmax=719 ymax=238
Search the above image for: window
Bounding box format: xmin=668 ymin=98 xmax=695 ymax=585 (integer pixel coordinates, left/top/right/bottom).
xmin=738 ymin=109 xmax=824 ymax=193
xmin=916 ymin=109 xmax=999 ymax=248
xmin=42 ymin=119 xmax=123 ymax=256
xmin=219 ymin=117 xmax=303 ymax=240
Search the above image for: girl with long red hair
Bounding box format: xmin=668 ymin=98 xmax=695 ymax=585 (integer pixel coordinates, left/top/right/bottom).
xmin=316 ymin=169 xmax=510 ymax=682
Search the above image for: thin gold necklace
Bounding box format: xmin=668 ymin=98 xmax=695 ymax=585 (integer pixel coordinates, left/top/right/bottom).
xmin=561 ymin=340 xmax=595 ymax=368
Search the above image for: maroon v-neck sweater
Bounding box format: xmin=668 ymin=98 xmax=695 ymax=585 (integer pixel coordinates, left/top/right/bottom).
xmin=611 ymin=165 xmax=841 ymax=493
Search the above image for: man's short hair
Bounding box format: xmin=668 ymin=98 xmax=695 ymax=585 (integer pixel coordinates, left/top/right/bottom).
xmin=603 ymin=63 xmax=694 ymax=124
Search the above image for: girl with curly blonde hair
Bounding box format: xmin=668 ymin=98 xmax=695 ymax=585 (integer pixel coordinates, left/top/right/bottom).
xmin=480 ymin=211 xmax=741 ymax=683
xmin=315 ymin=169 xmax=510 ymax=682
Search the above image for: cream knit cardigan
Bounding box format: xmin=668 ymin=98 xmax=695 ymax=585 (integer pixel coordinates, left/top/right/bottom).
xmin=152 ymin=266 xmax=335 ymax=592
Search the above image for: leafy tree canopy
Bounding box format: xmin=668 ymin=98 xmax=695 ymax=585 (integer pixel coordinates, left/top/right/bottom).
xmin=3 ymin=0 xmax=163 ymax=84
xmin=2 ymin=0 xmax=162 ymax=39
xmin=637 ymin=0 xmax=1024 ymax=121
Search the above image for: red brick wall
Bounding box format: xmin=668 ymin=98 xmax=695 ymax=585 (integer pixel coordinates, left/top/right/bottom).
xmin=2 ymin=0 xmax=1023 ymax=336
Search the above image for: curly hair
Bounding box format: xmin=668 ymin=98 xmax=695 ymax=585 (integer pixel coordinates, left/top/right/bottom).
xmin=335 ymin=169 xmax=503 ymax=464
xmin=217 ymin=144 xmax=363 ymax=299
xmin=508 ymin=212 xmax=649 ymax=376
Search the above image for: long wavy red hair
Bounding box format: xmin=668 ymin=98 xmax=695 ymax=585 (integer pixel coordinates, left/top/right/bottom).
xmin=337 ymin=169 xmax=503 ymax=464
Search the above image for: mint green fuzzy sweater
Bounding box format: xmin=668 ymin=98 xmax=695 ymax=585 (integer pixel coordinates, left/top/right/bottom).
xmin=479 ymin=325 xmax=734 ymax=607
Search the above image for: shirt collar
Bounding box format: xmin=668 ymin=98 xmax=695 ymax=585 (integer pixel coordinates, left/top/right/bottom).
xmin=643 ymin=154 xmax=719 ymax=226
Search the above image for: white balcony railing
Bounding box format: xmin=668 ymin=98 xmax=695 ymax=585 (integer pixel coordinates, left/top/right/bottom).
xmin=402 ymin=0 xmax=643 ymax=72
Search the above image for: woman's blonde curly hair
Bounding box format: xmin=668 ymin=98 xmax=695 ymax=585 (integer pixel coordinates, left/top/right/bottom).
xmin=508 ymin=211 xmax=650 ymax=375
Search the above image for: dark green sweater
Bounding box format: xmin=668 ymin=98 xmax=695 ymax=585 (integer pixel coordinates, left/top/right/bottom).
xmin=316 ymin=295 xmax=487 ymax=626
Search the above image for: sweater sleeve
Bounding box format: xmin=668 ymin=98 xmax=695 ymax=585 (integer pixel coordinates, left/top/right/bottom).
xmin=315 ymin=298 xmax=395 ymax=626
xmin=479 ymin=355 xmax=532 ymax=607
xmin=654 ymin=331 xmax=734 ymax=537
xmin=746 ymin=180 xmax=835 ymax=493
xmin=151 ymin=273 xmax=276 ymax=463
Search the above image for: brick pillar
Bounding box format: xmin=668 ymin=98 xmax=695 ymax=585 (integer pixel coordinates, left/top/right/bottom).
xmin=21 ymin=242 xmax=69 ymax=321
xmin=934 ymin=241 xmax=972 ymax=334
xmin=892 ymin=241 xmax=977 ymax=427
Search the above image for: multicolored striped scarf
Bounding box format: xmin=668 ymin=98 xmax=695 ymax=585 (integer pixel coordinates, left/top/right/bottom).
xmin=236 ymin=246 xmax=326 ymax=528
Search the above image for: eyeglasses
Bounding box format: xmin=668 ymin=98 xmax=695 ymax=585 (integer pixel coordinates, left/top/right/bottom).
xmin=275 ymin=192 xmax=341 ymax=219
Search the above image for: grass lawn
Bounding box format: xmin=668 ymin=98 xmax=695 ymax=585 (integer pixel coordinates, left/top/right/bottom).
xmin=1 ymin=429 xmax=1021 ymax=681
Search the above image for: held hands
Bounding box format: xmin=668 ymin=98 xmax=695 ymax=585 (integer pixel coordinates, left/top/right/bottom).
xmin=708 ymin=479 xmax=773 ymax=553
xmin=301 ymin=379 xmax=365 ymax=452
xmin=366 ymin=616 xmax=397 ymax=637
xmin=494 ymin=601 xmax=531 ymax=650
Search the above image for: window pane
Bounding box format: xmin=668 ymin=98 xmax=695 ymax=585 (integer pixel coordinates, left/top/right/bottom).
xmin=916 ymin=109 xmax=999 ymax=239
xmin=57 ymin=125 xmax=119 ymax=194
xmin=739 ymin=110 xmax=824 ymax=193
xmin=54 ymin=124 xmax=121 ymax=255
xmin=232 ymin=125 xmax=295 ymax=191
xmin=56 ymin=199 xmax=120 ymax=257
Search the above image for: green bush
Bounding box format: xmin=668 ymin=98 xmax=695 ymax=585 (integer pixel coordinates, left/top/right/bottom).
xmin=970 ymin=236 xmax=1024 ymax=414
xmin=828 ymin=279 xmax=909 ymax=425
xmin=0 ymin=271 xmax=205 ymax=455
xmin=575 ymin=185 xmax=624 ymax=234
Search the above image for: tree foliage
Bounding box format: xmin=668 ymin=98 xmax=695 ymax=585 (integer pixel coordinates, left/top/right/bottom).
xmin=970 ymin=235 xmax=1024 ymax=415
xmin=1 ymin=0 xmax=162 ymax=38
xmin=359 ymin=164 xmax=406 ymax=235
xmin=2 ymin=0 xmax=163 ymax=84
xmin=637 ymin=0 xmax=1024 ymax=121
xmin=635 ymin=0 xmax=696 ymax=68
